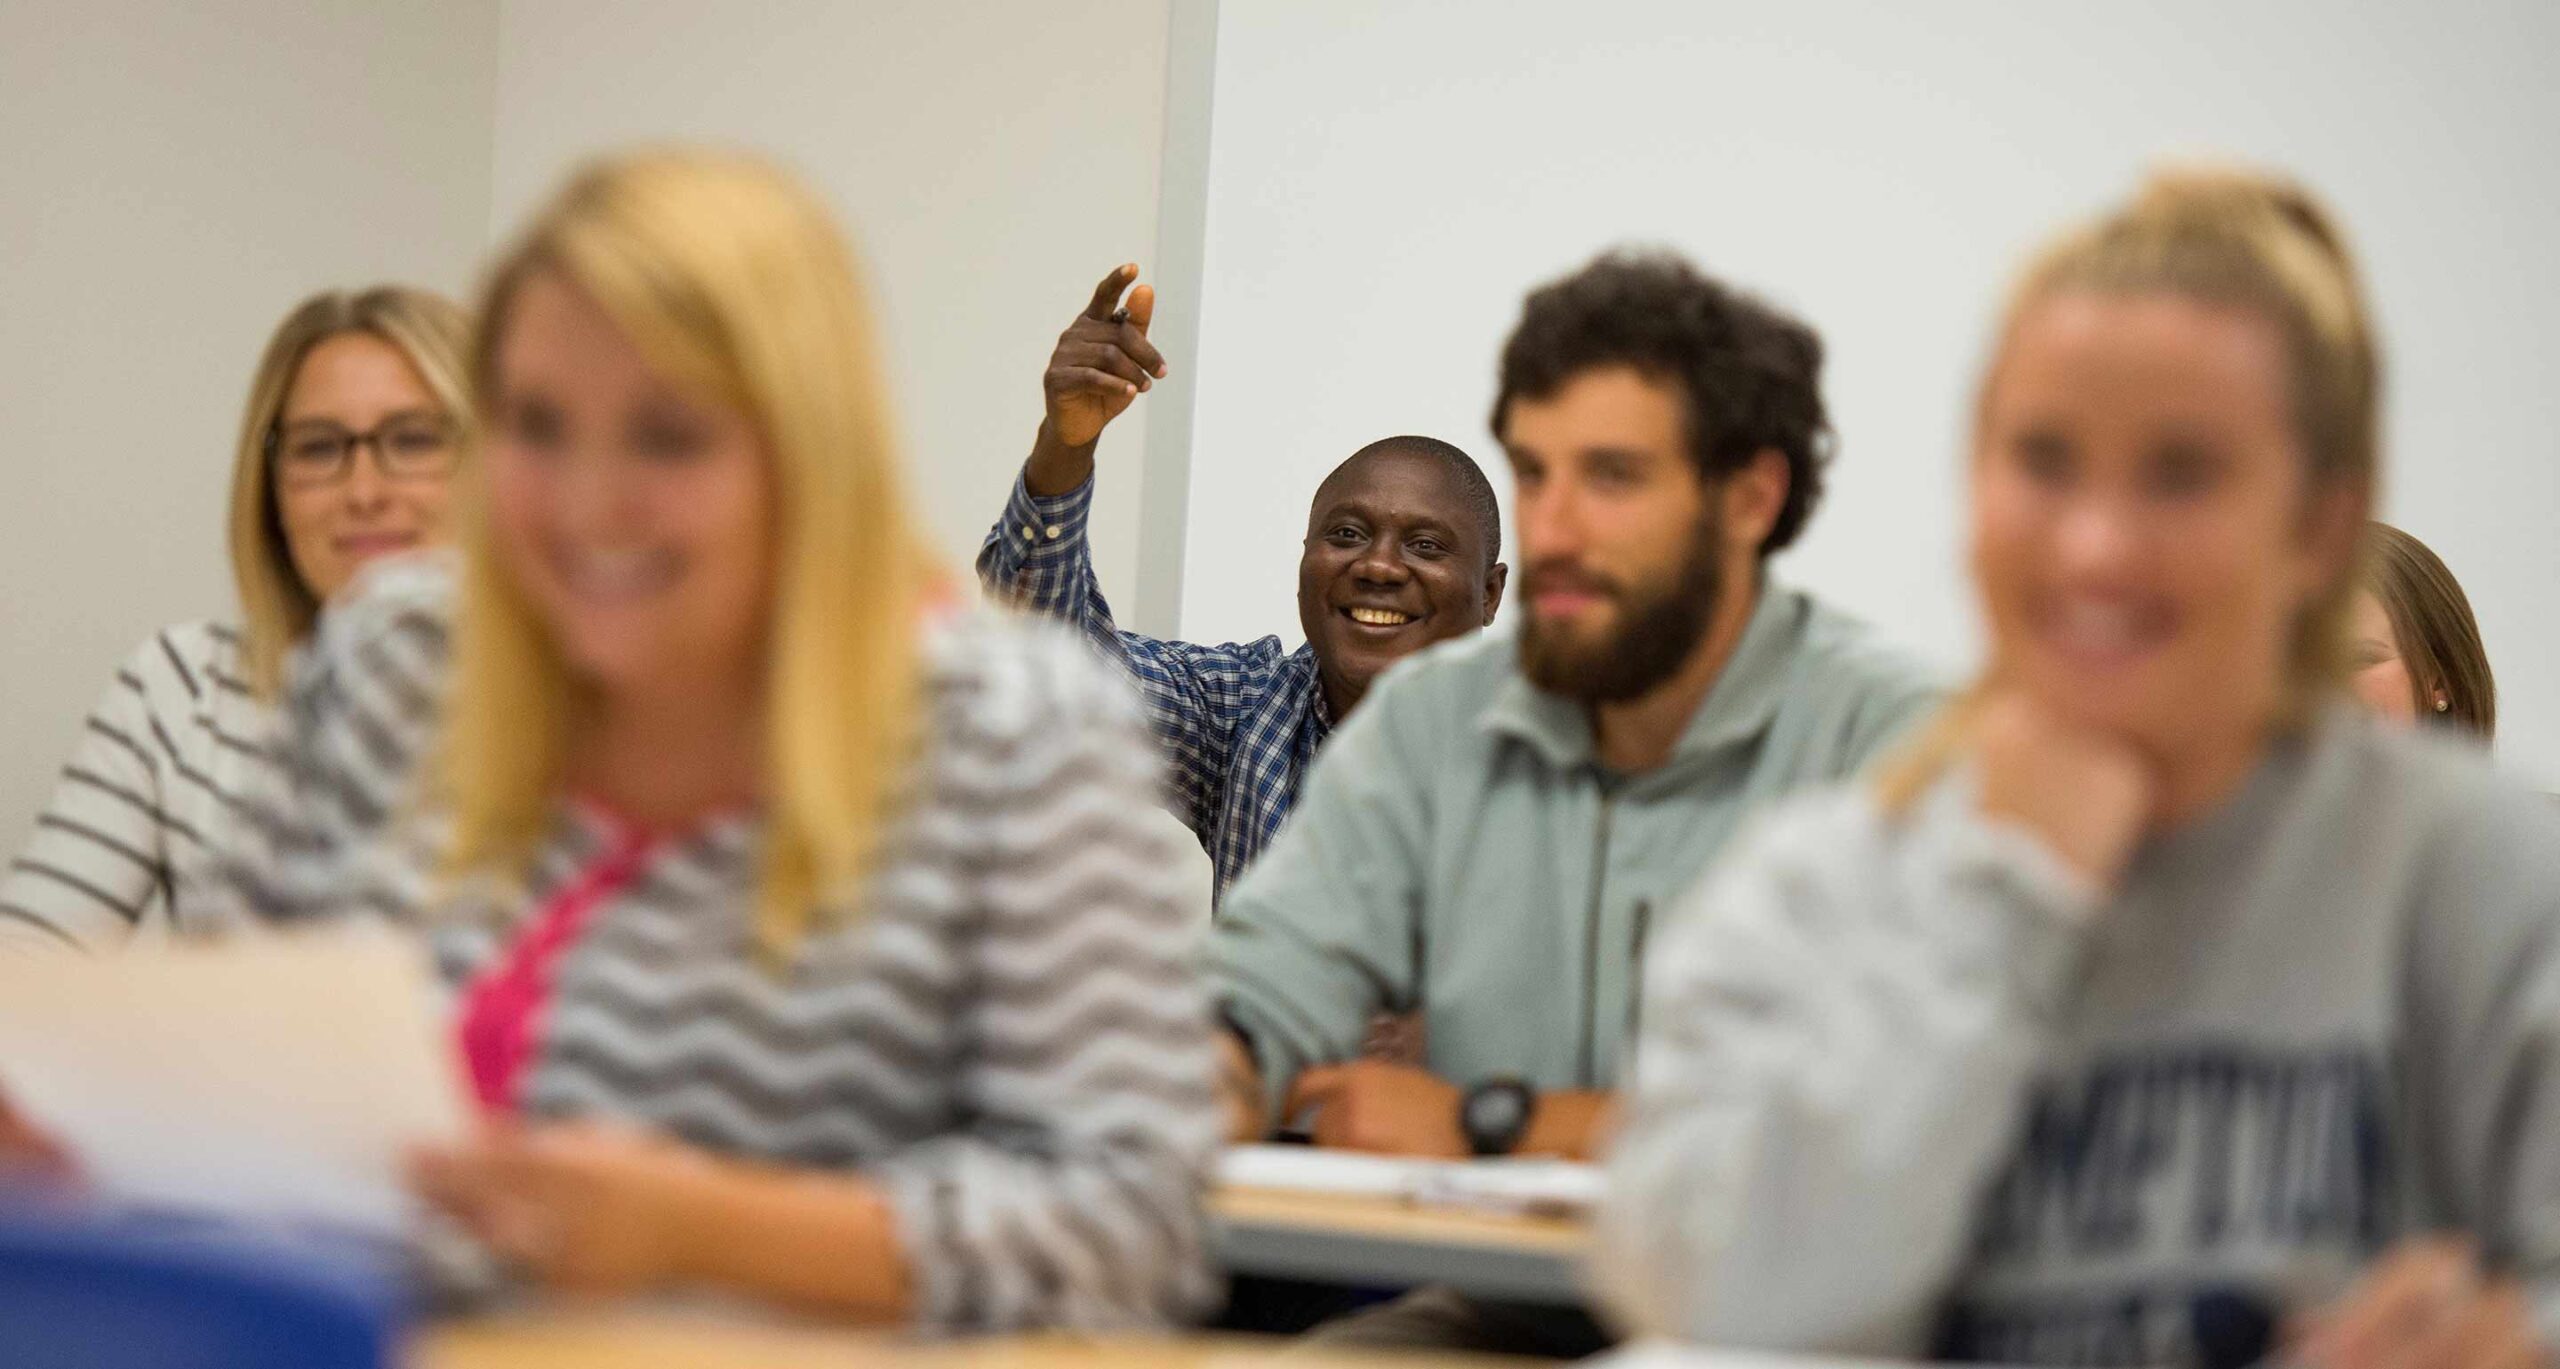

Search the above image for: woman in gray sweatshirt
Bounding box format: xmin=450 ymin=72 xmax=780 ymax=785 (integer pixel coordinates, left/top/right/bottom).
xmin=1598 ymin=170 xmax=2558 ymax=1369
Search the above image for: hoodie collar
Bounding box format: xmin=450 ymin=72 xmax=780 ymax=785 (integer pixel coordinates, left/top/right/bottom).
xmin=1479 ymin=579 xmax=1801 ymax=777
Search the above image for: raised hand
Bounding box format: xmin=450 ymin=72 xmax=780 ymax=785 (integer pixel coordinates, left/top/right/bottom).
xmin=1027 ymin=264 xmax=1170 ymax=495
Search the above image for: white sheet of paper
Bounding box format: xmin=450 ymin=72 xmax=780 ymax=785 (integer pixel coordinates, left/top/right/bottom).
xmin=1218 ymin=1143 xmax=1604 ymax=1216
xmin=1587 ymin=1340 xmax=1947 ymax=1369
xmin=0 ymin=927 xmax=470 ymax=1236
xmin=1218 ymin=1143 xmax=1423 ymax=1199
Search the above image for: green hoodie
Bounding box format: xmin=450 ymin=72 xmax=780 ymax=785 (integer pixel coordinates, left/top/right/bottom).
xmin=1209 ymin=581 xmax=1941 ymax=1116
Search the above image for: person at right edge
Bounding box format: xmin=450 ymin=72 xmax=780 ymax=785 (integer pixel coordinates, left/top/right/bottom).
xmin=1600 ymin=170 xmax=2560 ymax=1369
xmin=1208 ymin=250 xmax=1943 ymax=1354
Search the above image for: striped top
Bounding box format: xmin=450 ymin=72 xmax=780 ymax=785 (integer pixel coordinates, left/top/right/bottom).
xmin=222 ymin=557 xmax=1225 ymax=1332
xmin=2 ymin=622 xmax=282 ymax=951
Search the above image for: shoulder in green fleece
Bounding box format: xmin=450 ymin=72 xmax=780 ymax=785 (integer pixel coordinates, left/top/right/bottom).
xmin=1209 ymin=580 xmax=1943 ymax=1119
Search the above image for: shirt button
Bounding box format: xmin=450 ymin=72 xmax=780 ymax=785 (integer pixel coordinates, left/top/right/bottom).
xmin=1043 ymin=525 xmax=1063 ymax=541
xmin=1021 ymin=526 xmax=1036 ymax=543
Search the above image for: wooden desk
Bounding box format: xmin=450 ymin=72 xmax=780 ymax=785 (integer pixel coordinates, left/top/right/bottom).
xmin=415 ymin=1310 xmax=1542 ymax=1368
xmin=1210 ymin=1186 xmax=1590 ymax=1304
xmin=416 ymin=1189 xmax=1591 ymax=1366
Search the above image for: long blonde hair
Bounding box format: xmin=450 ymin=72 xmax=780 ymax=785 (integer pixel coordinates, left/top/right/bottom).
xmin=1879 ymin=169 xmax=2381 ymax=811
xmin=227 ymin=286 xmax=471 ymax=697
xmin=439 ymin=149 xmax=942 ymax=954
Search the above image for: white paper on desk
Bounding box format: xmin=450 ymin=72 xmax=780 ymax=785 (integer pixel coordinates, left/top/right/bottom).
xmin=1412 ymin=1156 xmax=1604 ymax=1214
xmin=1218 ymin=1143 xmax=1604 ymax=1216
xmin=1588 ymin=1338 xmax=1949 ymax=1369
xmin=1219 ymin=1144 xmax=1419 ymax=1199
xmin=0 ymin=926 xmax=470 ymax=1236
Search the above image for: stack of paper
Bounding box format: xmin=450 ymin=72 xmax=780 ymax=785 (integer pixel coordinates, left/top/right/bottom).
xmin=1217 ymin=1143 xmax=1604 ymax=1217
xmin=1590 ymin=1341 xmax=1944 ymax=1369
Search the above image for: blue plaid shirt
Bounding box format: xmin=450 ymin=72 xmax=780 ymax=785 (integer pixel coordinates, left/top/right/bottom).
xmin=977 ymin=474 xmax=1331 ymax=904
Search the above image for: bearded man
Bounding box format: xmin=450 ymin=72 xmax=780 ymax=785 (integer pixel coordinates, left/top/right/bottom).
xmin=1210 ymin=249 xmax=1940 ymax=1167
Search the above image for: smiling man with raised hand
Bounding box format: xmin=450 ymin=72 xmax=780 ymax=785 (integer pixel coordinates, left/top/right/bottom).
xmin=978 ymin=265 xmax=1507 ymax=903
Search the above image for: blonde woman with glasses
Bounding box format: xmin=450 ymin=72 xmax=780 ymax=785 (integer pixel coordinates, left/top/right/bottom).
xmin=0 ymin=286 xmax=468 ymax=952
xmin=219 ymin=149 xmax=1221 ymax=1328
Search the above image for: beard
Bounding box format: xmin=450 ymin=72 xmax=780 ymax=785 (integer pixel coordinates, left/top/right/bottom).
xmin=1517 ymin=507 xmax=1725 ymax=704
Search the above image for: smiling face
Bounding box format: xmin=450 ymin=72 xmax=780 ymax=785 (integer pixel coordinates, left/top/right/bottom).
xmin=271 ymin=332 xmax=457 ymax=601
xmin=483 ymin=272 xmax=776 ymax=700
xmin=1296 ymin=448 xmax=1503 ymax=716
xmin=1972 ymin=290 xmax=2355 ymax=757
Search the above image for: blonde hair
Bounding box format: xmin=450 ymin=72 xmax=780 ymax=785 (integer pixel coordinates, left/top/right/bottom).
xmin=1879 ymin=169 xmax=2381 ymax=811
xmin=227 ymin=286 xmax=471 ymax=697
xmin=438 ymin=148 xmax=941 ymax=956
xmin=2363 ymin=521 xmax=2495 ymax=738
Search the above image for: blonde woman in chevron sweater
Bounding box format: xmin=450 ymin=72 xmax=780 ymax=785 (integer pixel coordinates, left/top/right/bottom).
xmin=217 ymin=149 xmax=1222 ymax=1330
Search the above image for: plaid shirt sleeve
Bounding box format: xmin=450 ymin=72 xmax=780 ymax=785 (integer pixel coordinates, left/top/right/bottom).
xmin=976 ymin=471 xmax=1286 ymax=840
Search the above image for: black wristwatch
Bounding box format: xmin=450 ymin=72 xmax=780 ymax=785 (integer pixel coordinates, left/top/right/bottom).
xmin=1459 ymin=1076 xmax=1537 ymax=1157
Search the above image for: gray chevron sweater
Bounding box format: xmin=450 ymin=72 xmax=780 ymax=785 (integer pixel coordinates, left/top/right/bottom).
xmin=219 ymin=557 xmax=1224 ymax=1332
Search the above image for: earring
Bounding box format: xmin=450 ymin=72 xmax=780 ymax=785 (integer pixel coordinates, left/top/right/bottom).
xmin=2434 ymin=695 xmax=2451 ymax=713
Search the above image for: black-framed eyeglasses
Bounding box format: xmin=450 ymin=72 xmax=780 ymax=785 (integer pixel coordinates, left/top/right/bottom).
xmin=265 ymin=410 xmax=458 ymax=489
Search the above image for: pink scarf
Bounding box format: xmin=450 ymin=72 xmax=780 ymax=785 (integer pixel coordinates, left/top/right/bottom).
xmin=453 ymin=817 xmax=657 ymax=1113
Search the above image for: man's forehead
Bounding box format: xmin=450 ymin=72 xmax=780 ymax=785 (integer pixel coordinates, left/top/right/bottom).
xmin=1500 ymin=366 xmax=1689 ymax=454
xmin=1308 ymin=450 xmax=1471 ymax=524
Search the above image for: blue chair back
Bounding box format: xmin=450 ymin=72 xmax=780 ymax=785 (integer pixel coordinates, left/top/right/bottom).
xmin=0 ymin=1201 xmax=402 ymax=1369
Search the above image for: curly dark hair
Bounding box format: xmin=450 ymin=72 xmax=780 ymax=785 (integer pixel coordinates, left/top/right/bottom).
xmin=1491 ymin=248 xmax=1832 ymax=556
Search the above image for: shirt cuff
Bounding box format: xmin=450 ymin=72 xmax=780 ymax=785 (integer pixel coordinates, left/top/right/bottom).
xmin=1213 ymin=991 xmax=1323 ymax=1128
xmin=869 ymin=1149 xmax=971 ymax=1331
xmin=1001 ymin=470 xmax=1096 ymax=561
xmin=1946 ymin=807 xmax=2104 ymax=925
xmin=1925 ymin=775 xmax=2104 ymax=1020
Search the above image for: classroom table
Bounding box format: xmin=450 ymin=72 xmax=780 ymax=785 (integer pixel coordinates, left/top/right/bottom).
xmin=415 ymin=1310 xmax=1548 ymax=1368
xmin=417 ymin=1188 xmax=1591 ymax=1367
xmin=1209 ymin=1184 xmax=1591 ymax=1305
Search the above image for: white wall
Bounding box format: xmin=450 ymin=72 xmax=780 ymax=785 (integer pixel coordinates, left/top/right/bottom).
xmin=486 ymin=0 xmax=1174 ymax=606
xmin=1179 ymin=0 xmax=2560 ymax=785
xmin=483 ymin=0 xmax=1211 ymax=906
xmin=0 ymin=0 xmax=500 ymax=851
xmin=0 ymin=1 xmax=1193 ymax=858
xmin=12 ymin=1 xmax=2552 ymax=864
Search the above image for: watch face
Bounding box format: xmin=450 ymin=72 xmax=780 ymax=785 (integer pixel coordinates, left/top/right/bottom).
xmin=1464 ymin=1081 xmax=1530 ymax=1146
